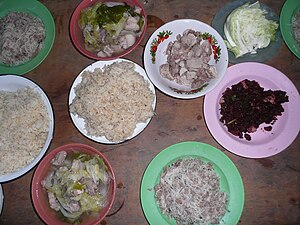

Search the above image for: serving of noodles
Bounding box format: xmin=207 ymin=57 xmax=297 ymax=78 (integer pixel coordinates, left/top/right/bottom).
xmin=0 ymin=12 xmax=45 ymax=66
xmin=292 ymin=12 xmax=300 ymax=44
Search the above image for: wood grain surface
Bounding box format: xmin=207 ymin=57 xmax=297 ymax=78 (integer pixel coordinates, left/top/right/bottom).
xmin=0 ymin=0 xmax=299 ymax=225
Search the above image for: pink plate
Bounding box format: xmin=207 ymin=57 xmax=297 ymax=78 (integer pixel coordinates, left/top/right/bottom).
xmin=204 ymin=62 xmax=300 ymax=158
xmin=31 ymin=143 xmax=116 ymax=225
xmin=69 ymin=0 xmax=147 ymax=61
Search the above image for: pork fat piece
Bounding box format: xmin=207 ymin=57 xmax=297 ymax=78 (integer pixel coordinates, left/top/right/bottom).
xmin=159 ymin=29 xmax=217 ymax=89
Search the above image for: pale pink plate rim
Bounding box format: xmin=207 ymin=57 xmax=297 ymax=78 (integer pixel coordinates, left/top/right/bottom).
xmin=204 ymin=62 xmax=300 ymax=158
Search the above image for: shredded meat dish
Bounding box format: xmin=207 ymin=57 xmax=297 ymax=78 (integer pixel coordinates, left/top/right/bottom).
xmin=219 ymin=79 xmax=289 ymax=141
xmin=0 ymin=12 xmax=45 ymax=66
xmin=292 ymin=12 xmax=300 ymax=44
xmin=154 ymin=158 xmax=228 ymax=225
xmin=159 ymin=29 xmax=217 ymax=89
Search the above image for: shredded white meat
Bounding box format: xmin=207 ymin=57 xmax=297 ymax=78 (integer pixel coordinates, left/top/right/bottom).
xmin=0 ymin=88 xmax=50 ymax=175
xmin=292 ymin=12 xmax=300 ymax=43
xmin=155 ymin=158 xmax=228 ymax=225
xmin=0 ymin=11 xmax=45 ymax=66
xmin=70 ymin=61 xmax=155 ymax=142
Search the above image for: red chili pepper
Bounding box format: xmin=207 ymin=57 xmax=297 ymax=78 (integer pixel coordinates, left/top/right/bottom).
xmin=152 ymin=45 xmax=157 ymax=53
xmin=207 ymin=36 xmax=212 ymax=44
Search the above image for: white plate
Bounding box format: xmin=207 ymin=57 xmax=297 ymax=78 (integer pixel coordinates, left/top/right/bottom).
xmin=69 ymin=58 xmax=157 ymax=144
xmin=0 ymin=75 xmax=54 ymax=182
xmin=143 ymin=19 xmax=228 ymax=99
xmin=0 ymin=185 xmax=3 ymax=215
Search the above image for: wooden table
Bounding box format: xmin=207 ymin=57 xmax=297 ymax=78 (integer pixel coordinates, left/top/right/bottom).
xmin=1 ymin=0 xmax=299 ymax=224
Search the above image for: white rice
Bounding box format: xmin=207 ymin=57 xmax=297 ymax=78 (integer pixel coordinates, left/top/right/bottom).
xmin=0 ymin=87 xmax=50 ymax=175
xmin=70 ymin=61 xmax=155 ymax=142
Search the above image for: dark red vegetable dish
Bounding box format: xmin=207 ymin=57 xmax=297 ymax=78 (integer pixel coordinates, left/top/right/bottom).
xmin=219 ymin=79 xmax=289 ymax=141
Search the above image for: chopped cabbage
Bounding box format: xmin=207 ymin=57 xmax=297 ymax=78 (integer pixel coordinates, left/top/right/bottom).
xmin=79 ymin=192 xmax=104 ymax=212
xmin=224 ymin=1 xmax=278 ymax=58
xmin=103 ymin=16 xmax=127 ymax=38
xmin=42 ymin=152 xmax=111 ymax=223
xmin=78 ymin=2 xmax=144 ymax=53
xmin=79 ymin=3 xmax=102 ymax=28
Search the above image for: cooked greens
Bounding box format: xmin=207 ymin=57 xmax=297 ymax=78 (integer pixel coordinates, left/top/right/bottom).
xmin=78 ymin=2 xmax=145 ymax=57
xmin=224 ymin=1 xmax=278 ymax=58
xmin=42 ymin=151 xmax=111 ymax=223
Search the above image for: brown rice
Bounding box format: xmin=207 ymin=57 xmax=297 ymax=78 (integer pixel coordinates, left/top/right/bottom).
xmin=70 ymin=61 xmax=155 ymax=142
xmin=0 ymin=87 xmax=50 ymax=175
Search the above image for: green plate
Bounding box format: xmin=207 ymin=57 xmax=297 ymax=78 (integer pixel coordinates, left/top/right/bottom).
xmin=280 ymin=0 xmax=300 ymax=59
xmin=140 ymin=141 xmax=244 ymax=225
xmin=0 ymin=0 xmax=55 ymax=75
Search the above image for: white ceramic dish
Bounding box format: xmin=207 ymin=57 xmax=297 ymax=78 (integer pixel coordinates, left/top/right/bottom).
xmin=0 ymin=75 xmax=54 ymax=182
xmin=69 ymin=58 xmax=157 ymax=144
xmin=0 ymin=185 xmax=3 ymax=215
xmin=143 ymin=19 xmax=228 ymax=99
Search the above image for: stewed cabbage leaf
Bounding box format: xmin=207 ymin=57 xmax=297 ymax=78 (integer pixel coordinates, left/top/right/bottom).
xmin=78 ymin=2 xmax=144 ymax=51
xmin=42 ymin=152 xmax=111 ymax=223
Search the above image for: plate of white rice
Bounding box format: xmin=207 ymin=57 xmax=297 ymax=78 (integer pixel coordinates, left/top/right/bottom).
xmin=0 ymin=75 xmax=54 ymax=182
xmin=69 ymin=58 xmax=156 ymax=144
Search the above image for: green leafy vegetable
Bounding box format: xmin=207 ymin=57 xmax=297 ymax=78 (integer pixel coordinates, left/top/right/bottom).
xmin=224 ymin=1 xmax=278 ymax=58
xmin=43 ymin=152 xmax=111 ymax=223
xmin=79 ymin=3 xmax=101 ymax=28
xmin=78 ymin=2 xmax=144 ymax=52
xmin=103 ymin=16 xmax=127 ymax=38
xmin=95 ymin=3 xmax=131 ymax=25
xmin=79 ymin=192 xmax=104 ymax=212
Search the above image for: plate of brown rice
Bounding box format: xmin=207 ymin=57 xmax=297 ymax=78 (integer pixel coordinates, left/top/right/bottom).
xmin=0 ymin=75 xmax=54 ymax=182
xmin=69 ymin=58 xmax=156 ymax=144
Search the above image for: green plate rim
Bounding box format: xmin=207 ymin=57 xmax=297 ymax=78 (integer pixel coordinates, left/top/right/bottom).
xmin=280 ymin=0 xmax=300 ymax=59
xmin=140 ymin=141 xmax=244 ymax=225
xmin=0 ymin=0 xmax=55 ymax=75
